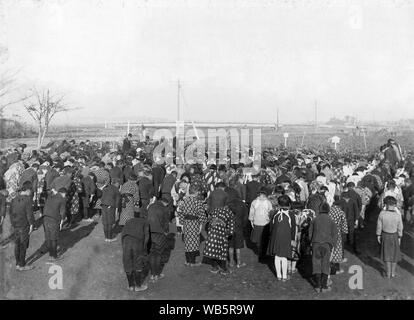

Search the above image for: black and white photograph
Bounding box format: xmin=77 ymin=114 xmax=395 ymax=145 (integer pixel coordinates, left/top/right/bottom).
xmin=0 ymin=0 xmax=413 ymax=305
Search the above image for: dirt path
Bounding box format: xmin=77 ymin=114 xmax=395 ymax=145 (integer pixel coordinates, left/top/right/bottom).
xmin=0 ymin=210 xmax=413 ymax=300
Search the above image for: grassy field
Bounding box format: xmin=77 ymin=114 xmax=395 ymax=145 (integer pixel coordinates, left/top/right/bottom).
xmin=2 ymin=125 xmax=414 ymax=154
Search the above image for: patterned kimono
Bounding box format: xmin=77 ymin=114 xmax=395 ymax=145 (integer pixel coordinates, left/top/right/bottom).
xmin=4 ymin=161 xmax=25 ymax=201
xmin=37 ymin=166 xmax=48 ymax=209
xmin=177 ymin=195 xmax=208 ymax=253
xmin=92 ymin=168 xmax=110 ymax=210
xmin=329 ymin=205 xmax=348 ymax=263
xmin=119 ymin=180 xmax=140 ymax=225
xmin=203 ymin=170 xmax=219 ymax=196
xmin=190 ymin=173 xmax=208 ymax=196
xmin=203 ymin=206 xmax=235 ymax=261
xmin=71 ymin=175 xmax=82 ymax=217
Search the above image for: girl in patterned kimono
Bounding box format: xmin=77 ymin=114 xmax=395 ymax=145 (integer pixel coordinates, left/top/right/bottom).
xmin=329 ymin=197 xmax=349 ymax=275
xmin=4 ymin=160 xmax=25 ymax=201
xmin=203 ymin=205 xmax=235 ymax=275
xmin=177 ymin=185 xmax=208 ymax=266
xmin=119 ymin=174 xmax=140 ymax=226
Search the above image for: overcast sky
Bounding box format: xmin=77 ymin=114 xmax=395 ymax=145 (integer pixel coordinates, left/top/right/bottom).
xmin=1 ymin=0 xmax=414 ymax=125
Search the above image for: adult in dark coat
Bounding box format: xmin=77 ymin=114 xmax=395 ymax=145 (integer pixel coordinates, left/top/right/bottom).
xmin=338 ymin=187 xmax=360 ymax=254
xmin=122 ymin=134 xmax=132 ymax=154
xmin=152 ymin=163 xmax=166 ymax=199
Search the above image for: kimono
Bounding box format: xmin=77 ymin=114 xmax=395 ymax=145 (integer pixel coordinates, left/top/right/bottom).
xmin=203 ymin=206 xmax=235 ymax=261
xmin=120 ymin=180 xmax=140 ymax=225
xmin=267 ymin=209 xmax=296 ymax=258
xmin=66 ymin=175 xmax=82 ymax=221
xmin=92 ymin=167 xmax=110 ymax=210
xmin=203 ymin=170 xmax=219 ymax=196
xmin=37 ymin=165 xmax=49 ymax=209
xmin=177 ymin=195 xmax=208 ymax=253
xmin=172 ymin=181 xmax=190 ymax=230
xmin=329 ymin=205 xmax=348 ymax=263
xmin=4 ymin=161 xmax=25 ymax=201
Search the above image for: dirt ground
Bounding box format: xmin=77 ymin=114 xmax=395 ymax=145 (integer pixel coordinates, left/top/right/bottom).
xmin=0 ymin=207 xmax=413 ymax=300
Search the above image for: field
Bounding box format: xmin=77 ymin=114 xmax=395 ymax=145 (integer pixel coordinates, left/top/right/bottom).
xmin=2 ymin=123 xmax=414 ymax=154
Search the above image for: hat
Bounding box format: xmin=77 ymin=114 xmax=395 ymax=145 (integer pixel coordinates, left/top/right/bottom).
xmin=319 ymin=202 xmax=330 ymax=214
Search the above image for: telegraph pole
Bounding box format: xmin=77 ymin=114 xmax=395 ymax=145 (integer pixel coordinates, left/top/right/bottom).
xmin=276 ymin=107 xmax=279 ymax=131
xmin=177 ymin=79 xmax=181 ymax=122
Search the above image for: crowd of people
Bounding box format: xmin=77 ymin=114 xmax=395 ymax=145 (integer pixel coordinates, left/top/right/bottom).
xmin=0 ymin=134 xmax=412 ymax=294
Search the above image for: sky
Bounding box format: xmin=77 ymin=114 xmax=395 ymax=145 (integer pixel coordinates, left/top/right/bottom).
xmin=1 ymin=0 xmax=414 ymax=125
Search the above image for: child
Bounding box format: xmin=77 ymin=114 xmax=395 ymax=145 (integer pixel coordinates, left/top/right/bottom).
xmin=376 ymin=195 xmax=403 ymax=278
xmin=122 ymin=210 xmax=150 ymax=292
xmin=309 ymin=202 xmax=338 ymax=293
xmin=9 ymin=183 xmax=35 ymax=271
xmin=267 ymin=195 xmax=296 ymax=281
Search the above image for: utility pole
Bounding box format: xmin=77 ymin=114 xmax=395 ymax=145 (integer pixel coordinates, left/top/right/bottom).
xmin=314 ymin=99 xmax=318 ymax=129
xmin=177 ymin=79 xmax=181 ymax=122
xmin=276 ymin=107 xmax=279 ymax=131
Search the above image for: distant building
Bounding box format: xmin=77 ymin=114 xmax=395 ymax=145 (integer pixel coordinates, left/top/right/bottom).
xmin=0 ymin=118 xmax=31 ymax=138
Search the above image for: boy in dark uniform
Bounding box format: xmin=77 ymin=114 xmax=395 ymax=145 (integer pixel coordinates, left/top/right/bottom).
xmin=122 ymin=210 xmax=150 ymax=292
xmin=147 ymin=198 xmax=170 ymax=282
xmin=101 ymin=180 xmax=121 ymax=242
xmin=43 ymin=187 xmax=67 ymax=261
xmin=9 ymin=183 xmax=35 ymax=271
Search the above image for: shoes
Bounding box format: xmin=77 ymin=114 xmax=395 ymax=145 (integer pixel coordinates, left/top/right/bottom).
xmin=107 ymin=238 xmax=117 ymax=242
xmin=336 ymin=269 xmax=345 ymax=274
xmin=16 ymin=265 xmax=34 ymax=271
xmin=210 ymin=268 xmax=220 ymax=274
xmin=228 ymin=262 xmax=235 ymax=268
xmin=314 ymin=287 xmax=321 ymax=293
xmin=342 ymin=258 xmax=348 ymax=263
xmin=184 ymin=262 xmax=191 ymax=266
xmin=157 ymin=274 xmax=165 ymax=280
xmin=135 ymin=284 xmax=148 ymax=292
xmin=85 ymin=218 xmax=94 ymax=223
xmin=127 ymin=286 xmax=135 ymax=291
xmin=219 ymin=270 xmax=230 ymax=276
xmin=321 ymin=287 xmax=332 ymax=293
xmin=104 ymin=239 xmax=109 ymax=242
xmin=150 ymin=275 xmax=157 ymax=282
xmin=48 ymin=255 xmax=64 ymax=262
xmin=277 ymin=277 xmax=282 ymax=281
xmin=236 ymin=262 xmax=247 ymax=268
xmin=191 ymin=262 xmax=202 ymax=267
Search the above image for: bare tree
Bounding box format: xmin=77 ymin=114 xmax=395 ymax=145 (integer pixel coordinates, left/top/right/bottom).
xmin=24 ymin=88 xmax=72 ymax=149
